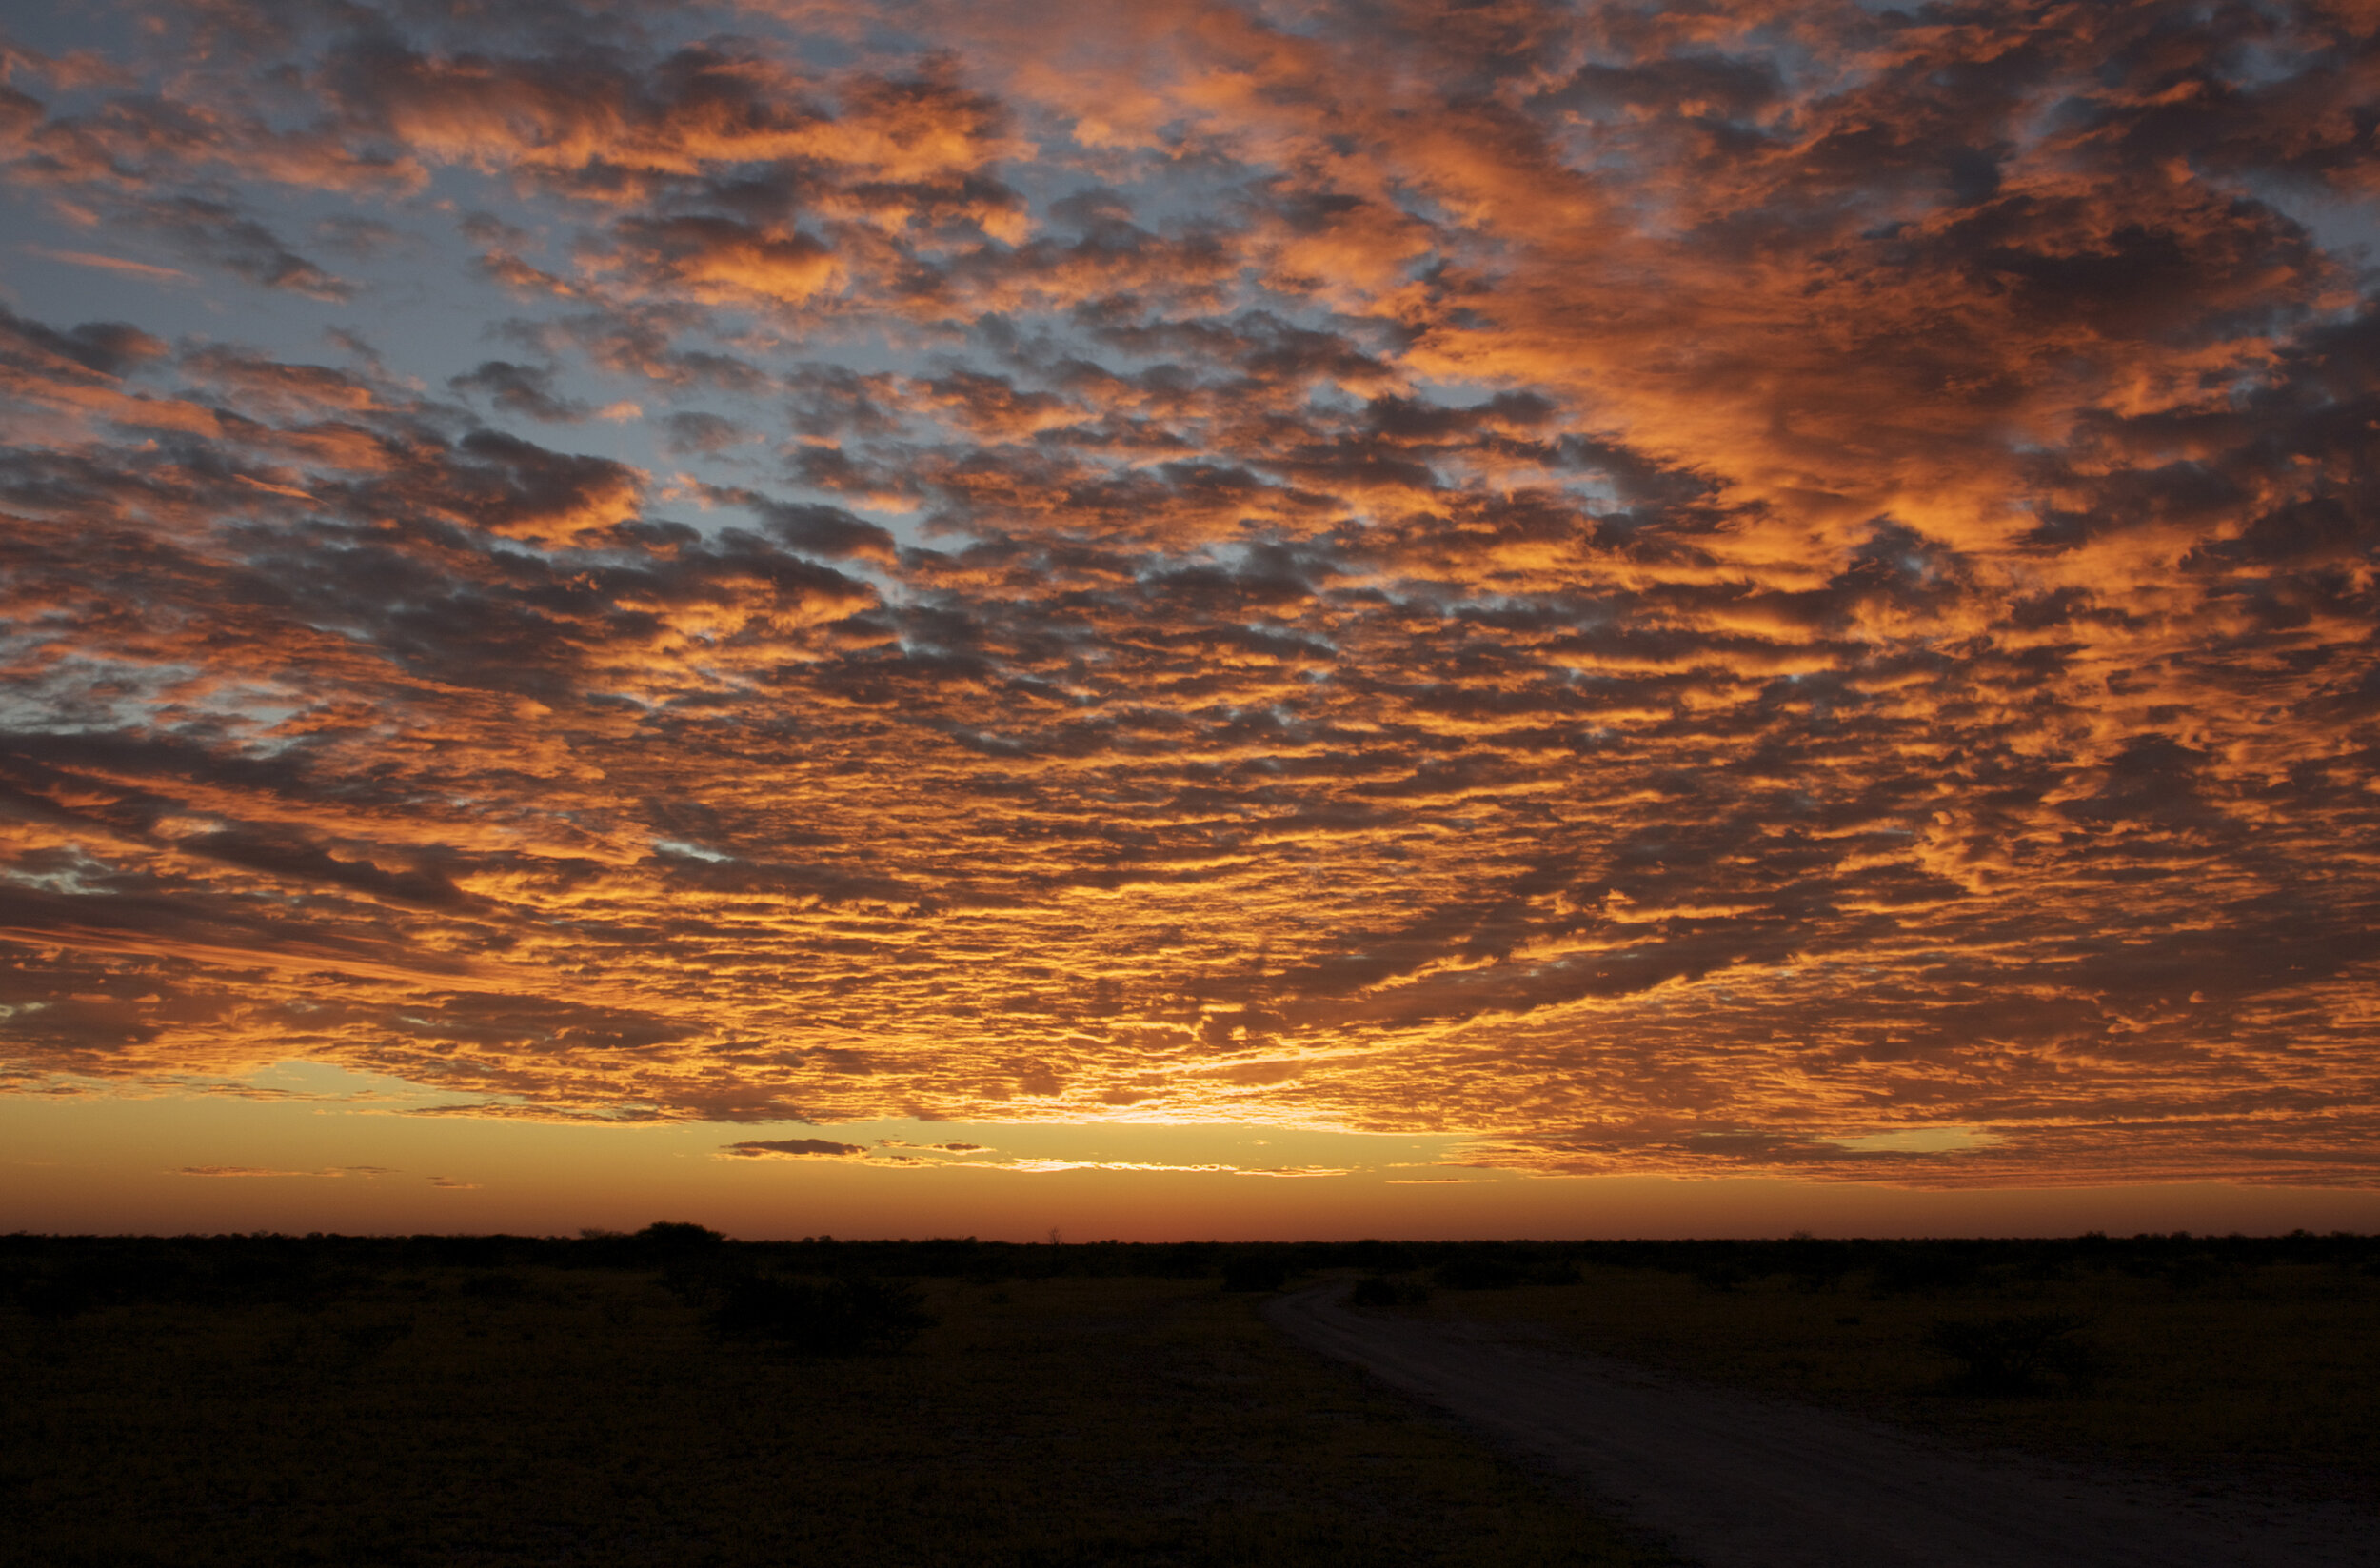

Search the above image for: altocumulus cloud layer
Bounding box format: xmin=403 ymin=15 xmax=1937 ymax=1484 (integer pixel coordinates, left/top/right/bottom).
xmin=3 ymin=0 xmax=2378 ymax=1184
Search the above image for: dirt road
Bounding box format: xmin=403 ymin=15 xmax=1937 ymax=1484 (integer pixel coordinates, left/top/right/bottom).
xmin=1265 ymin=1283 xmax=2378 ymax=1567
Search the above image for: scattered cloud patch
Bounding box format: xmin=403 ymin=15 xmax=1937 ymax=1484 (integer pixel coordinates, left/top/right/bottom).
xmin=175 ymin=1164 xmax=399 ymax=1179
xmin=721 ymin=1138 xmax=869 ymax=1160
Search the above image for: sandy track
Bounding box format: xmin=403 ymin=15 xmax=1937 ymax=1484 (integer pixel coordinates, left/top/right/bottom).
xmin=1265 ymin=1284 xmax=2378 ymax=1568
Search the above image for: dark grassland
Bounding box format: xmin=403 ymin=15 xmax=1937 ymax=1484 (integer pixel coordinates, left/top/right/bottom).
xmin=1384 ymin=1231 xmax=2380 ymax=1504
xmin=10 ymin=1230 xmax=2373 ymax=1562
xmin=0 ymin=1230 xmax=1668 ymax=1568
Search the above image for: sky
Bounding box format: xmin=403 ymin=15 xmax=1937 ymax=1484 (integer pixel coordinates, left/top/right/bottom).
xmin=4 ymin=0 xmax=2379 ymax=1240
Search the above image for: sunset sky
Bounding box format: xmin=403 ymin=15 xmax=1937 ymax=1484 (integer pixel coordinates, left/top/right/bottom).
xmin=5 ymin=0 xmax=2380 ymax=1239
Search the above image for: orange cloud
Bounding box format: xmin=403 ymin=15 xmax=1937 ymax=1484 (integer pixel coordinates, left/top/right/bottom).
xmin=1 ymin=0 xmax=2377 ymax=1193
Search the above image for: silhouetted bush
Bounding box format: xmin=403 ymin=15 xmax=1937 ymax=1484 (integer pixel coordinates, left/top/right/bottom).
xmin=20 ymin=1269 xmax=100 ymax=1320
xmin=1346 ymin=1240 xmax=1419 ymax=1274
xmin=1926 ymin=1313 xmax=2101 ymax=1395
xmin=1434 ymin=1250 xmax=1579 ymax=1291
xmin=1348 ymin=1274 xmax=1430 ymax=1308
xmin=1147 ymin=1241 xmax=1210 ymax=1279
xmin=633 ymin=1221 xmax=726 ymax=1266
xmin=335 ymin=1319 xmax=413 ymax=1359
xmin=1220 ymin=1255 xmax=1288 ymax=1293
xmin=709 ymin=1274 xmax=936 ymax=1354
xmin=1693 ymin=1260 xmax=1750 ymax=1293
xmin=1870 ymin=1244 xmax=1981 ymax=1296
xmin=3 ymin=1229 xmax=2373 ymax=1325
xmin=1779 ymin=1235 xmax=1854 ymax=1291
xmin=459 ymin=1270 xmax=526 ymax=1300
xmin=1437 ymin=1255 xmax=1524 ymax=1290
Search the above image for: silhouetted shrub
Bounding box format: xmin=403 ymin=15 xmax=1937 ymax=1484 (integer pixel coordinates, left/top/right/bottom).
xmin=1347 ymin=1240 xmax=1418 ymax=1274
xmin=1870 ymin=1245 xmax=1980 ymax=1296
xmin=1435 ymin=1251 xmax=1578 ymax=1290
xmin=1927 ymin=1313 xmax=2101 ymax=1395
xmin=1220 ymin=1255 xmax=1288 ymax=1293
xmin=1348 ymin=1274 xmax=1430 ymax=1308
xmin=2161 ymin=1252 xmax=2234 ymax=1292
xmin=634 ymin=1221 xmax=726 ymax=1266
xmin=1779 ymin=1235 xmax=1854 ymax=1291
xmin=335 ymin=1319 xmax=413 ymax=1359
xmin=1693 ymin=1260 xmax=1750 ymax=1293
xmin=709 ymin=1274 xmax=936 ymax=1354
xmin=1437 ymin=1256 xmax=1523 ymax=1290
xmin=1147 ymin=1241 xmax=1210 ymax=1279
xmin=459 ymin=1271 xmax=526 ymax=1300
xmin=651 ymin=1229 xmax=743 ymax=1307
xmin=20 ymin=1270 xmax=99 ymax=1320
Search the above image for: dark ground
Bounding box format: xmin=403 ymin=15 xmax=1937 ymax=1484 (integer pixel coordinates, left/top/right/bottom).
xmin=0 ymin=1229 xmax=1663 ymax=1568
xmin=1273 ymin=1280 xmax=2380 ymax=1567
xmin=1398 ymin=1230 xmax=2380 ymax=1501
xmin=6 ymin=1229 xmax=2374 ymax=1565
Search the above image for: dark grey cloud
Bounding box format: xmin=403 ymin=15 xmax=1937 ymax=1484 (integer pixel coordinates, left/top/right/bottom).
xmin=722 ymin=1138 xmax=868 ymax=1158
xmin=449 ymin=360 xmax=594 ymax=423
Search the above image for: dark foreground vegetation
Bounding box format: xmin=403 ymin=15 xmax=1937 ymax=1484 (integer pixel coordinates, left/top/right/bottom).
xmin=1378 ymin=1230 xmax=2380 ymax=1502
xmin=0 ymin=1226 xmax=1670 ymax=1568
xmin=7 ymin=1227 xmax=2374 ymax=1561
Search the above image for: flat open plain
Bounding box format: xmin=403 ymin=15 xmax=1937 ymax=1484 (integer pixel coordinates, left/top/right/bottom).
xmin=1272 ymin=1281 xmax=2380 ymax=1567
